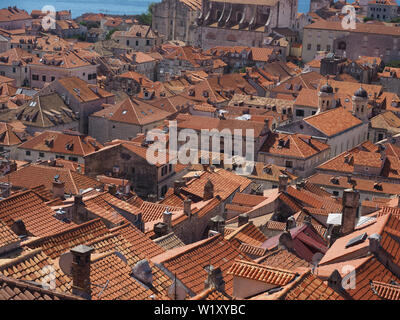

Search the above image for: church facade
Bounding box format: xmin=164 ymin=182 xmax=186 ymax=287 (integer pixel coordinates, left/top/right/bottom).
xmin=195 ymin=0 xmax=298 ymax=49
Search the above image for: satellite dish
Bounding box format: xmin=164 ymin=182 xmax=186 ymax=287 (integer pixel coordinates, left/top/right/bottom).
xmin=59 ymin=251 xmax=73 ymax=276
xmin=114 ymin=251 xmax=128 ymax=264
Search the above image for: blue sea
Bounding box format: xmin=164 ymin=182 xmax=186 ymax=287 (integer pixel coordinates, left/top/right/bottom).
xmin=0 ymin=0 xmax=313 ymax=18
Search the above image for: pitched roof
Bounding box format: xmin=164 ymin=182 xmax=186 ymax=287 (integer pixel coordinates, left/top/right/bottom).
xmin=0 ymin=274 xmax=79 ymax=300
xmin=228 ymin=260 xmax=298 ymax=286
xmin=224 ymin=223 xmax=268 ymax=247
xmin=370 ymin=281 xmax=400 ymax=300
xmin=0 ymin=220 xmax=19 ymax=249
xmin=151 ymin=235 xmax=251 ymax=296
xmin=0 ymin=122 xmax=27 ymax=146
xmin=18 ymin=130 xmax=102 ymax=156
xmin=259 ymin=132 xmax=330 ymax=159
xmin=304 ymin=107 xmax=363 ymax=137
xmin=0 ymin=164 xmax=102 ymax=194
xmin=255 ymin=271 xmax=343 ymax=300
xmin=256 ymin=248 xmax=312 ymax=271
xmin=0 ymin=190 xmax=76 ymax=237
xmin=153 ymin=232 xmax=185 ymax=250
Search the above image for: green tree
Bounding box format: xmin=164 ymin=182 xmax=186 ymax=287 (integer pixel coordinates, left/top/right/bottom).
xmin=137 ymin=2 xmax=156 ymax=26
xmin=106 ymin=28 xmax=118 ymax=40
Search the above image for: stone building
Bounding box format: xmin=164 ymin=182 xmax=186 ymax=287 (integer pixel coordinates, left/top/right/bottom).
xmin=195 ymin=0 xmax=298 ymax=49
xmin=84 ymin=141 xmax=178 ymax=199
xmin=367 ymin=0 xmax=399 ymax=21
xmin=302 ymin=20 xmax=400 ymax=63
xmin=112 ymin=25 xmax=164 ymax=52
xmin=152 ymin=0 xmax=202 ymax=45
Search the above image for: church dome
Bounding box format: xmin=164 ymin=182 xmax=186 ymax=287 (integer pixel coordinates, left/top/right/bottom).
xmin=354 ymin=86 xmax=368 ymax=98
xmin=320 ymin=83 xmax=333 ymax=94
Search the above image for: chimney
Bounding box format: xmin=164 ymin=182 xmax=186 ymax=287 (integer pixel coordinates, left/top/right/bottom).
xmin=368 ymin=233 xmax=382 ymax=254
xmin=10 ymin=219 xmax=27 ymax=237
xmin=154 ymin=222 xmax=168 ymax=238
xmin=210 ymin=215 xmax=225 ymax=235
xmin=203 ymin=179 xmax=214 ymax=200
xmin=184 ymin=199 xmax=192 ymax=217
xmin=70 ymin=245 xmax=94 ymax=299
xmin=108 ymin=184 xmax=117 ymax=196
xmin=132 ymin=259 xmax=153 ymax=287
xmin=71 ymin=194 xmax=87 ymax=224
xmin=238 ymin=213 xmax=249 ymax=227
xmin=278 ymin=231 xmax=293 ymax=250
xmin=147 ymin=194 xmax=157 ymax=203
xmin=278 ymin=174 xmax=289 ymax=192
xmin=52 ymin=180 xmax=65 ymax=198
xmin=163 ymin=208 xmax=172 ymax=231
xmin=173 ymin=180 xmax=183 ymax=195
xmin=286 ymin=216 xmax=296 ymax=230
xmin=204 ymin=265 xmax=225 ymax=292
xmin=340 ymin=188 xmax=360 ymax=235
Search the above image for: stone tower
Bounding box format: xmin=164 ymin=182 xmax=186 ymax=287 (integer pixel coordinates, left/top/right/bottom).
xmin=352 ymin=86 xmax=369 ymax=122
xmin=317 ymin=82 xmax=335 ymax=114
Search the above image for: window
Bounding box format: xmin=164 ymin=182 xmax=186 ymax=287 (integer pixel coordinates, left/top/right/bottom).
xmin=296 ymin=109 xmax=305 ymax=117
xmin=39 ymin=152 xmax=44 ymax=158
xmin=169 ymin=164 xmax=172 ymax=172
xmin=161 ymin=166 xmax=168 ymax=176
xmin=25 ymin=151 xmax=31 ymax=156
xmin=285 ymin=160 xmax=293 ymax=168
xmin=317 ymin=44 xmax=321 ymax=51
xmin=307 ymin=44 xmax=311 ymax=50
xmin=0 ymin=146 xmax=3 ymax=152
xmin=146 ymin=40 xmax=150 ymax=46
xmin=327 ymin=44 xmax=331 ymax=51
xmin=68 ymin=156 xmax=78 ymax=162
xmin=56 ymin=155 xmax=65 ymax=159
xmin=12 ymin=67 xmax=16 ymax=73
xmin=25 ymin=67 xmax=28 ymax=73
xmin=32 ymin=74 xmax=39 ymax=81
xmin=136 ymin=40 xmax=139 ymax=46
xmin=333 ymin=191 xmax=339 ymax=196
xmin=126 ymin=40 xmax=130 ymax=46
xmin=51 ymin=76 xmax=55 ymax=81
xmin=42 ymin=75 xmax=46 ymax=82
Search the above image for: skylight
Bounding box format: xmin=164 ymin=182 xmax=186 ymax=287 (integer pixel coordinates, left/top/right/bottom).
xmin=345 ymin=232 xmax=368 ymax=248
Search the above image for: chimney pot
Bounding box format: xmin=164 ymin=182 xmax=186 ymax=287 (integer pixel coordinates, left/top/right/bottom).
xmin=184 ymin=199 xmax=192 ymax=217
xmin=238 ymin=213 xmax=249 ymax=227
xmin=52 ymin=180 xmax=65 ymax=198
xmin=278 ymin=174 xmax=289 ymax=192
xmin=70 ymin=245 xmax=94 ymax=299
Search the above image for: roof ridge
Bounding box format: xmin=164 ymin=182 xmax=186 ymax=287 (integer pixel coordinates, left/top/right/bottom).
xmin=0 ymin=248 xmax=43 ymax=269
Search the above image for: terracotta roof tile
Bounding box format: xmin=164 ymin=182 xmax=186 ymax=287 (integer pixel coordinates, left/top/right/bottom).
xmin=0 ymin=220 xmax=19 ymax=249
xmin=0 ymin=190 xmax=76 ymax=237
xmin=257 ymin=248 xmax=312 ymax=271
xmin=151 ymin=235 xmax=251 ymax=295
xmin=228 ymin=260 xmax=298 ymax=286
xmin=225 ymin=223 xmax=267 ymax=247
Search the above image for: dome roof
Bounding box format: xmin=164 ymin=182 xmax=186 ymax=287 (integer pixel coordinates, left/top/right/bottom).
xmin=354 ymin=86 xmax=368 ymax=98
xmin=320 ymin=83 xmax=333 ymax=94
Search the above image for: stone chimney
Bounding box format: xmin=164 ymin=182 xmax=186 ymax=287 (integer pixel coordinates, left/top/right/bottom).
xmin=70 ymin=245 xmax=94 ymax=299
xmin=210 ymin=215 xmax=225 ymax=235
xmin=278 ymin=174 xmax=289 ymax=192
xmin=203 ymin=179 xmax=214 ymax=200
xmin=147 ymin=194 xmax=157 ymax=203
xmin=154 ymin=222 xmax=168 ymax=238
xmin=108 ymin=184 xmax=117 ymax=196
xmin=163 ymin=208 xmax=172 ymax=231
xmin=340 ymin=188 xmax=360 ymax=235
xmin=71 ymin=194 xmax=87 ymax=224
xmin=204 ymin=265 xmax=225 ymax=292
xmin=278 ymin=231 xmax=293 ymax=250
xmin=184 ymin=199 xmax=192 ymax=217
xmin=286 ymin=216 xmax=296 ymax=230
xmin=52 ymin=180 xmax=65 ymax=198
xmin=238 ymin=213 xmax=249 ymax=227
xmin=174 ymin=180 xmax=184 ymax=195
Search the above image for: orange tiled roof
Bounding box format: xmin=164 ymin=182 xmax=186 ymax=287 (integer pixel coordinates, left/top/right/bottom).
xmin=256 ymin=271 xmax=343 ymax=300
xmin=0 ymin=249 xmax=71 ymax=293
xmin=0 ymin=7 xmax=31 ymax=22
xmin=225 ymin=223 xmax=267 ymax=247
xmin=24 ymin=219 xmax=109 ymax=259
xmin=370 ymin=281 xmax=400 ymax=300
xmin=18 ymin=130 xmax=103 ymax=157
xmin=260 ymin=132 xmax=330 ymax=159
xmin=0 ymin=190 xmax=76 ymax=237
xmin=0 ymin=274 xmax=79 ymax=300
xmin=257 ymin=248 xmax=312 ymax=271
xmin=0 ymin=164 xmax=102 ymax=195
xmin=304 ymin=107 xmax=363 ymax=137
xmin=110 ymin=223 xmax=165 ymax=258
xmin=151 ymin=235 xmax=251 ymax=295
xmin=190 ymin=287 xmax=232 ymax=300
xmin=228 ymin=260 xmax=298 ymax=286
xmin=0 ymin=220 xmax=19 ymax=249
